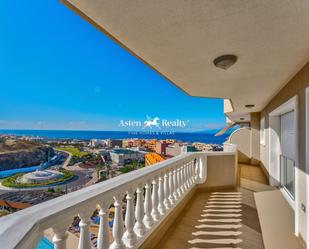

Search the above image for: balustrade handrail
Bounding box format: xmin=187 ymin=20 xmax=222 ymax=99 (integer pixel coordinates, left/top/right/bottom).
xmin=0 ymin=146 xmax=236 ymax=249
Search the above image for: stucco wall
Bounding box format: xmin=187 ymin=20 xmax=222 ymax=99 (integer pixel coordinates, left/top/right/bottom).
xmin=260 ymin=62 xmax=309 ymax=172
xmin=197 ymin=154 xmax=237 ymax=189
xmin=260 ymin=61 xmax=309 ymax=243
xmin=229 ymin=128 xmax=251 ymax=164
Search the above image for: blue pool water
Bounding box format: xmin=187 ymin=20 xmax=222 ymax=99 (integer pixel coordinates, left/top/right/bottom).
xmin=0 ymin=165 xmax=41 ymax=178
xmin=37 ymin=237 xmax=53 ymax=249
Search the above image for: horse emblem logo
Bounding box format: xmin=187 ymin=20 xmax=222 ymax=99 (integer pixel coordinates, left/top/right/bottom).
xmin=143 ymin=115 xmax=160 ymax=129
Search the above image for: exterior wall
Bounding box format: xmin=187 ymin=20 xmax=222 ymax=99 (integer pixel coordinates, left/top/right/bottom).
xmin=155 ymin=141 xmax=169 ymax=155
xmin=229 ymin=128 xmax=251 ymax=164
xmin=260 ymin=61 xmax=309 ymax=243
xmin=250 ymin=112 xmax=260 ymax=165
xmin=229 ymin=113 xmax=260 ymax=165
xmin=107 ymin=139 xmax=123 ymax=148
xmin=110 ymin=151 xmax=145 ymax=164
xmin=197 ymin=155 xmax=237 ymax=189
xmin=166 ymin=144 xmax=183 ymax=157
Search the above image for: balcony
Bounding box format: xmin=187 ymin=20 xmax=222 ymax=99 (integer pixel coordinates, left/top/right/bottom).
xmin=0 ymin=144 xmax=240 ymax=249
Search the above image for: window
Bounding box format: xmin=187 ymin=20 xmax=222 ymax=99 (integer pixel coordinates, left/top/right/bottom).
xmin=260 ymin=117 xmax=265 ymax=145
xmin=280 ymin=111 xmax=296 ymax=199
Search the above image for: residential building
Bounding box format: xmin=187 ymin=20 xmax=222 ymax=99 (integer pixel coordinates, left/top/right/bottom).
xmin=155 ymin=140 xmax=170 ymax=155
xmin=144 ymin=139 xmax=157 ymax=151
xmin=1 ymin=2 xmax=309 ymax=249
xmin=106 ymin=139 xmax=122 ymax=148
xmin=109 ymin=148 xmax=145 ymax=165
xmin=145 ymin=153 xmax=165 ymax=166
xmin=166 ymin=143 xmax=197 ymax=157
xmin=89 ymin=139 xmax=107 ymax=148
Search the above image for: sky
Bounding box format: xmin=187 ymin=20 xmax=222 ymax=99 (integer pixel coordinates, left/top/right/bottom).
xmin=0 ymin=0 xmax=226 ymax=132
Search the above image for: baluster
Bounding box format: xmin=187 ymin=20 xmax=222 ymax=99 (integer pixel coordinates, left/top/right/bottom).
xmin=52 ymin=223 xmax=69 ymax=249
xmin=185 ymin=161 xmax=189 ymax=187
xmin=123 ymin=189 xmax=137 ymax=248
xmin=111 ymin=194 xmax=125 ymax=249
xmin=195 ymin=158 xmax=200 ymax=181
xmin=78 ymin=212 xmax=92 ymax=249
xmin=173 ymin=167 xmax=178 ymax=201
xmin=158 ymin=173 xmax=166 ymax=215
xmin=181 ymin=164 xmax=186 ymax=193
xmin=163 ymin=171 xmax=171 ymax=209
xmin=151 ymin=177 xmax=160 ymax=221
xmin=180 ymin=164 xmax=186 ymax=193
xmin=97 ymin=204 xmax=110 ymax=249
xmin=176 ymin=166 xmax=181 ymax=198
xmin=143 ymin=180 xmax=154 ymax=228
xmin=189 ymin=161 xmax=194 ymax=187
xmin=134 ymin=186 xmax=146 ymax=237
xmin=168 ymin=169 xmax=175 ymax=205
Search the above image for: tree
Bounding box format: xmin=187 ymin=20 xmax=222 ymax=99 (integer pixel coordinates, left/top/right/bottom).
xmin=96 ymin=162 xmax=103 ymax=179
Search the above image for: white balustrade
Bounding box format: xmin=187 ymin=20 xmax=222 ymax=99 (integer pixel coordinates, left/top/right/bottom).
xmin=176 ymin=166 xmax=181 ymax=198
xmin=97 ymin=203 xmax=110 ymax=249
xmin=0 ymin=146 xmax=238 ymax=249
xmin=189 ymin=160 xmax=193 ymax=186
xmin=151 ymin=177 xmax=160 ymax=221
xmin=123 ymin=189 xmax=137 ymax=248
xmin=52 ymin=223 xmax=69 ymax=249
xmin=78 ymin=212 xmax=92 ymax=249
xmin=158 ymin=174 xmax=166 ymax=215
xmin=143 ymin=181 xmax=154 ymax=228
xmin=180 ymin=164 xmax=185 ymax=193
xmin=111 ymin=194 xmax=125 ymax=249
xmin=173 ymin=168 xmax=178 ymax=201
xmin=168 ymin=169 xmax=175 ymax=205
xmin=163 ymin=171 xmax=171 ymax=210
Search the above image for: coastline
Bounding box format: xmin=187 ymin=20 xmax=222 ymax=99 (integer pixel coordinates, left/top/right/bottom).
xmin=0 ymin=129 xmax=229 ymax=144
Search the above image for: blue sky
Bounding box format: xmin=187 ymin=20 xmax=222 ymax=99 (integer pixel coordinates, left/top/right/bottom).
xmin=0 ymin=0 xmax=225 ymax=132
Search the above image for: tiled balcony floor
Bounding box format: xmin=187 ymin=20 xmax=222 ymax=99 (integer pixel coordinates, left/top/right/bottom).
xmin=156 ymin=187 xmax=265 ymax=249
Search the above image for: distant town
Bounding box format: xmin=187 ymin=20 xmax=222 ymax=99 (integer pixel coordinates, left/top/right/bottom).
xmin=0 ymin=133 xmax=223 ymax=246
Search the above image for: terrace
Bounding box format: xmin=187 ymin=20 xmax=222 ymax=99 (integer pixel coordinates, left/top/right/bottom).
xmin=0 ymin=143 xmax=242 ymax=249
xmin=1 ymin=1 xmax=309 ymax=249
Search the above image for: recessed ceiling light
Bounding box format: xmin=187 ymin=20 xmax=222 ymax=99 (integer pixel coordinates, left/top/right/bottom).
xmin=213 ymin=54 xmax=237 ymax=70
xmin=245 ymin=104 xmax=255 ymax=109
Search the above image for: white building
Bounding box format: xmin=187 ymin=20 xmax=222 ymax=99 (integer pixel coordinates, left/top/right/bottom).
xmin=109 ymin=148 xmax=145 ymax=165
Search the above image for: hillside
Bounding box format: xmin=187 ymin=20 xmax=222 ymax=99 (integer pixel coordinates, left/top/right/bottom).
xmin=0 ymin=139 xmax=55 ymax=171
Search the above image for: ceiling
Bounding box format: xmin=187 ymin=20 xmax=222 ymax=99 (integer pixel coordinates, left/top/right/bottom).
xmin=63 ymin=0 xmax=309 ymax=120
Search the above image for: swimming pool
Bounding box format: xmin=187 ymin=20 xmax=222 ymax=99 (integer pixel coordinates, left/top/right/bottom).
xmin=37 ymin=237 xmax=53 ymax=249
xmin=0 ymin=165 xmax=42 ymax=178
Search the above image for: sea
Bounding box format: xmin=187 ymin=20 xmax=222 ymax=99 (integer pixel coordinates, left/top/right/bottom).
xmin=0 ymin=129 xmax=229 ymax=145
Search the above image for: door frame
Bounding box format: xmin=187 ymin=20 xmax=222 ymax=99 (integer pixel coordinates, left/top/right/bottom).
xmin=269 ymin=95 xmax=299 ymax=235
xmin=305 ymin=87 xmax=309 ymax=246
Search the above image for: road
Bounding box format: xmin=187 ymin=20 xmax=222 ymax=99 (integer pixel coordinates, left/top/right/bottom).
xmin=55 ymin=149 xmax=72 ymax=170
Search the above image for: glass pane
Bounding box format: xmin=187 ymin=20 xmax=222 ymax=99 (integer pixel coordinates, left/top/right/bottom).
xmin=285 ymin=158 xmax=295 ymax=198
xmin=280 ymin=155 xmax=295 ymax=199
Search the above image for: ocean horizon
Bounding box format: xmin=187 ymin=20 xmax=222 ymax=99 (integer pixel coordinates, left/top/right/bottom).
xmin=0 ymin=129 xmax=229 ymax=144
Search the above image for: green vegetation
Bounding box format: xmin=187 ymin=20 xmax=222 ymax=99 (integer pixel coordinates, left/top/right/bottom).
xmin=57 ymin=147 xmax=89 ymax=157
xmin=2 ymin=170 xmax=74 ymax=188
xmin=57 ymin=146 xmax=94 ymax=165
xmin=119 ymin=160 xmax=145 ymax=174
xmin=0 ymin=210 xmax=9 ymax=217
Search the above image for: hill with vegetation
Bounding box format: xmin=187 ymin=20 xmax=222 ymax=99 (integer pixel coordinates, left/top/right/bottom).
xmin=0 ymin=138 xmax=55 ymax=171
